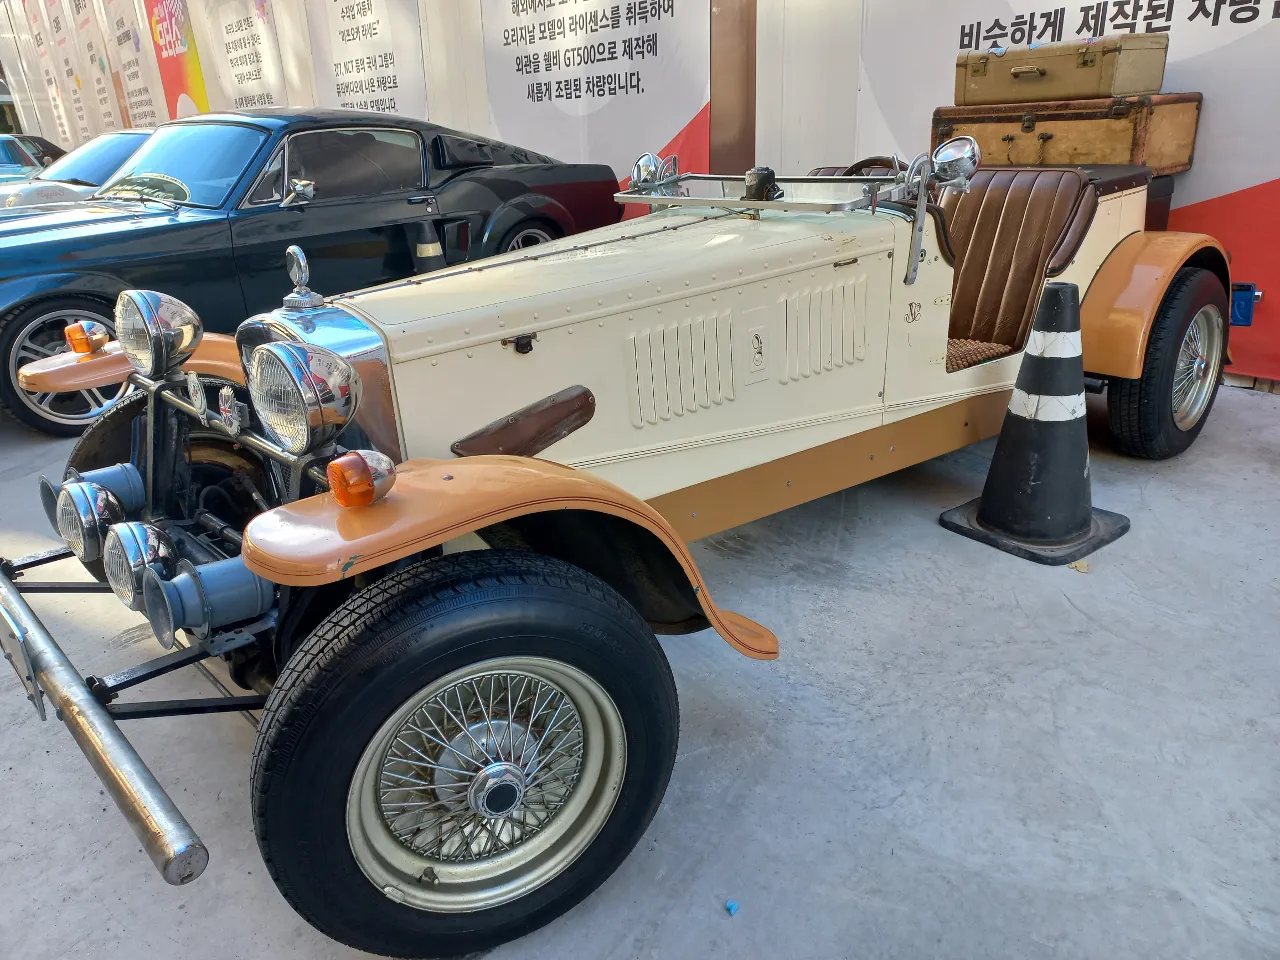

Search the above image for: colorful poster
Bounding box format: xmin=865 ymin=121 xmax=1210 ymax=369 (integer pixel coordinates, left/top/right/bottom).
xmin=305 ymin=0 xmax=427 ymax=117
xmin=103 ymin=0 xmax=166 ymax=126
xmin=20 ymin=0 xmax=72 ymax=144
xmin=66 ymin=0 xmax=121 ymax=128
xmin=43 ymin=0 xmax=94 ymax=139
xmin=208 ymin=0 xmax=287 ymax=109
xmin=479 ymin=0 xmax=710 ymax=177
xmin=144 ymin=0 xmax=208 ymax=117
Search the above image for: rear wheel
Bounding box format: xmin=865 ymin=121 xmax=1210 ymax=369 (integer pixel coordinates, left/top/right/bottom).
xmin=0 ymin=296 xmax=124 ymax=436
xmin=501 ymin=221 xmax=558 ymax=252
xmin=1106 ymin=267 xmax=1227 ymax=459
xmin=252 ymin=551 xmax=678 ymax=959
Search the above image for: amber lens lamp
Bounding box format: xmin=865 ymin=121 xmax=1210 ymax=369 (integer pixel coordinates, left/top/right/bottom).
xmin=326 ymin=450 xmax=396 ymax=508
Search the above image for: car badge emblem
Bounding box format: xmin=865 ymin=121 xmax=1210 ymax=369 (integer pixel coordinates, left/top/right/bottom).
xmin=218 ymin=384 xmax=242 ymax=435
xmin=185 ymin=372 xmax=208 ymax=425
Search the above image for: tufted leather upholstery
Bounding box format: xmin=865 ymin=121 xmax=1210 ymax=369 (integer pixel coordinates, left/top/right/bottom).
xmin=940 ymin=168 xmax=1097 ymax=349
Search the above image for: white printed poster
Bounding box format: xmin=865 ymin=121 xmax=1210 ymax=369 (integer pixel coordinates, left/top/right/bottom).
xmin=43 ymin=0 xmax=94 ymax=139
xmin=102 ymin=0 xmax=166 ymax=126
xmin=480 ymin=0 xmax=710 ymax=177
xmin=66 ymin=0 xmax=121 ymax=128
xmin=20 ymin=0 xmax=73 ymax=144
xmin=208 ymin=0 xmax=288 ymax=109
xmin=305 ymin=0 xmax=428 ymax=117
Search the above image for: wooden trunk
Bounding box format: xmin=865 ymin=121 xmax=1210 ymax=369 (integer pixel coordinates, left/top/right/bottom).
xmin=932 ymin=94 xmax=1201 ymax=176
xmin=954 ymin=35 xmax=1168 ymax=106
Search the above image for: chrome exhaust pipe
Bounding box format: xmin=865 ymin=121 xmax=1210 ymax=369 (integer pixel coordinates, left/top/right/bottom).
xmin=0 ymin=571 xmax=208 ymax=884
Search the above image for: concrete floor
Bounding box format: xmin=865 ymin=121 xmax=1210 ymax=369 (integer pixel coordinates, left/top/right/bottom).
xmin=1 ymin=386 xmax=1277 ymax=960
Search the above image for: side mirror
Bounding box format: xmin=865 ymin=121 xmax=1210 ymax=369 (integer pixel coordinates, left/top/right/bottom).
xmin=931 ymin=136 xmax=981 ymax=189
xmin=281 ymin=178 xmax=316 ymax=208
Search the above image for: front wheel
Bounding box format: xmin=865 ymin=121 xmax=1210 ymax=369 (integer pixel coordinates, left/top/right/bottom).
xmin=252 ymin=551 xmax=678 ymax=959
xmin=0 ymin=296 xmax=124 ymax=436
xmin=1106 ymin=267 xmax=1228 ymax=459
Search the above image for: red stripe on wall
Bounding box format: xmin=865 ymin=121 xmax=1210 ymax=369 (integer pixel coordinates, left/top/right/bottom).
xmin=1169 ymin=177 xmax=1280 ymax=381
xmin=620 ymin=102 xmax=711 ymax=220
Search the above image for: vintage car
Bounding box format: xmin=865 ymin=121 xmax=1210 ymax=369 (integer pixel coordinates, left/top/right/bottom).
xmin=0 ymin=107 xmax=621 ymax=436
xmin=12 ymin=133 xmax=65 ymax=167
xmin=2 ymin=136 xmax=1228 ymax=958
xmin=0 ymin=129 xmax=152 ymax=212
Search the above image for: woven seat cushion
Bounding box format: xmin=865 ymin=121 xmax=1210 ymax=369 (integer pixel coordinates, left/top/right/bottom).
xmin=947 ymin=338 xmax=1014 ymax=373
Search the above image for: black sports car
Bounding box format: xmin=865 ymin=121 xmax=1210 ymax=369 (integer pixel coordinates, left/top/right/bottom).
xmin=0 ymin=108 xmax=622 ymax=435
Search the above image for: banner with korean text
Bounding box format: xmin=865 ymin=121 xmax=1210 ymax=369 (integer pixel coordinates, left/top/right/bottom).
xmin=102 ymin=0 xmax=167 ymax=126
xmin=20 ymin=0 xmax=73 ymax=143
xmin=479 ymin=0 xmax=711 ymax=179
xmin=66 ymin=0 xmax=121 ymax=129
xmin=305 ymin=0 xmax=428 ymax=117
xmin=143 ymin=0 xmax=209 ymax=117
xmin=43 ymin=0 xmax=94 ymax=139
xmin=207 ymin=0 xmax=288 ymax=109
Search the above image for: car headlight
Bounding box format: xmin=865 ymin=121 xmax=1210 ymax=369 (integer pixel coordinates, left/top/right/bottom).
xmin=114 ymin=289 xmax=204 ymax=377
xmin=247 ymin=342 xmax=362 ymax=455
xmin=56 ymin=481 xmax=124 ymax=562
xmin=104 ymin=522 xmax=176 ymax=611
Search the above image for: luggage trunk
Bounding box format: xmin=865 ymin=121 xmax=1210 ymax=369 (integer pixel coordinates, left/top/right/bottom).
xmin=955 ymin=35 xmax=1168 ymax=106
xmin=932 ymin=94 xmax=1201 ymax=176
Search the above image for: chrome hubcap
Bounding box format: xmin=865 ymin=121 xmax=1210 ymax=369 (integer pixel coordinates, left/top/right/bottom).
xmin=1172 ymin=304 xmax=1224 ymax=431
xmin=347 ymin=656 xmax=625 ymax=913
xmin=506 ymin=227 xmax=554 ymax=251
xmin=7 ymin=307 xmax=124 ymax=425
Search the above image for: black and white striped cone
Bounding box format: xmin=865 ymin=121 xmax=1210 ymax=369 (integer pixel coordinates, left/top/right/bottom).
xmin=939 ymin=281 xmax=1130 ymax=565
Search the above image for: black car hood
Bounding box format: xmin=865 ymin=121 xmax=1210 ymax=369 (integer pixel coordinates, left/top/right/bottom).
xmin=0 ymin=200 xmax=174 ymax=240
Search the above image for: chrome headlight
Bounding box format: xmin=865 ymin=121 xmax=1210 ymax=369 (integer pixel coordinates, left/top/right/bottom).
xmin=247 ymin=342 xmax=362 ymax=454
xmin=56 ymin=481 xmax=123 ymax=562
xmin=104 ymin=522 xmax=176 ymax=611
xmin=114 ymin=290 xmax=204 ymax=377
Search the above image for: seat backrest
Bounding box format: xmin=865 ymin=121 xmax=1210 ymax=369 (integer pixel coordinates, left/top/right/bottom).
xmin=940 ymin=168 xmax=1096 ymax=348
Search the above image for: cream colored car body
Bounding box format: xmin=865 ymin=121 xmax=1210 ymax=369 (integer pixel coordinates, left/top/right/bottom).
xmin=329 ymin=185 xmax=1145 ymax=538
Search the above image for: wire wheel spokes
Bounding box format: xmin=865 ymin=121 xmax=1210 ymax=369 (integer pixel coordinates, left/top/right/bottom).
xmin=1172 ymin=304 xmax=1224 ymax=431
xmin=377 ymin=671 xmax=585 ymax=863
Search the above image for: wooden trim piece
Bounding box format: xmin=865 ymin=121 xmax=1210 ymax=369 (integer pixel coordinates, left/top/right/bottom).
xmin=649 ymin=391 xmax=1012 ymax=541
xmin=451 ymin=385 xmax=595 ymax=457
xmin=1080 ymin=231 xmax=1229 ymax=379
xmin=710 ymin=0 xmax=756 ymax=174
xmin=242 ymin=456 xmax=779 ymax=660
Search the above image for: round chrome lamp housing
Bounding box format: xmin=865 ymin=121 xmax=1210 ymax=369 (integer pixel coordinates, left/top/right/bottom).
xmin=114 ymin=289 xmax=204 ymax=377
xmin=104 ymin=522 xmax=177 ymax=610
xmin=247 ymin=341 xmax=362 ymax=455
xmin=56 ymin=481 xmax=124 ymax=562
xmin=931 ymin=135 xmax=982 ymax=186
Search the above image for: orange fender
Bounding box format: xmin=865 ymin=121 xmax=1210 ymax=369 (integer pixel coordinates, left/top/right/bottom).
xmin=242 ymin=456 xmax=779 ymax=660
xmin=1081 ymin=231 xmax=1230 ymax=379
xmin=17 ymin=332 xmax=245 ymax=393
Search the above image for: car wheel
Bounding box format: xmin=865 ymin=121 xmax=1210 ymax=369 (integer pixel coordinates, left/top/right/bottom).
xmin=501 ymin=222 xmax=559 ymax=252
xmin=0 ymin=296 xmax=126 ymax=436
xmin=252 ymin=550 xmax=678 ymax=959
xmin=1106 ymin=267 xmax=1228 ymax=460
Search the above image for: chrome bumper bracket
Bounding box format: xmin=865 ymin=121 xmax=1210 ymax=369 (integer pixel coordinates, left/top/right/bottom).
xmin=0 ymin=562 xmax=210 ymax=885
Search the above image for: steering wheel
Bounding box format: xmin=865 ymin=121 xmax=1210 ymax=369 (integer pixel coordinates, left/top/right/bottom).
xmin=841 ymin=155 xmax=909 ymax=177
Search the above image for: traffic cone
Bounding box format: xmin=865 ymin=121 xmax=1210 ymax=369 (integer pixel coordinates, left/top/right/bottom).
xmin=939 ymin=281 xmax=1130 ymax=565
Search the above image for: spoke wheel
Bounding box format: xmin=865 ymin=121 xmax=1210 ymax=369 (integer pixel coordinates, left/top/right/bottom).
xmin=1 ymin=298 xmax=125 ymax=434
xmin=348 ymin=656 xmax=625 ymax=913
xmin=1171 ymin=303 xmax=1224 ymax=431
xmin=503 ymin=224 xmax=556 ymax=251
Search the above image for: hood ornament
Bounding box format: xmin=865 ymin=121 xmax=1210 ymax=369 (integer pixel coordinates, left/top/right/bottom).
xmin=282 ymin=245 xmax=324 ymax=310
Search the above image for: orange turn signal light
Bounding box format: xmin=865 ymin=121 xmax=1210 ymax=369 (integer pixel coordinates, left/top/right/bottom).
xmin=65 ymin=320 xmax=111 ymax=355
xmin=327 ymin=449 xmax=396 ymax=507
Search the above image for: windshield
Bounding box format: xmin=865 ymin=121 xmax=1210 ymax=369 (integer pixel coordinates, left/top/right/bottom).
xmin=39 ymin=133 xmax=149 ymax=186
xmin=98 ymin=123 xmax=268 ymax=207
xmin=0 ymin=140 xmax=37 ymax=168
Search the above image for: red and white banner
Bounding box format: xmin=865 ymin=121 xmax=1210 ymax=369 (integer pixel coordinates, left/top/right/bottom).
xmin=479 ymin=0 xmax=710 ymax=179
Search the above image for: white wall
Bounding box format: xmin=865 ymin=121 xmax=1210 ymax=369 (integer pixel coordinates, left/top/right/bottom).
xmin=418 ymin=0 xmax=493 ymax=134
xmin=755 ymin=0 xmax=862 ymax=175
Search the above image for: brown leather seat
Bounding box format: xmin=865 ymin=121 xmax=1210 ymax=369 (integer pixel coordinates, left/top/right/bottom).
xmin=940 ymin=168 xmax=1097 ymax=368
